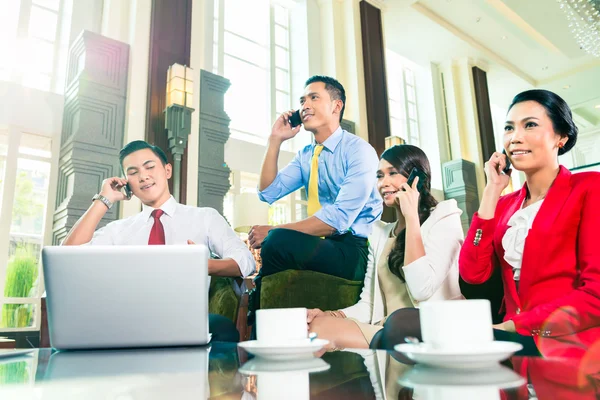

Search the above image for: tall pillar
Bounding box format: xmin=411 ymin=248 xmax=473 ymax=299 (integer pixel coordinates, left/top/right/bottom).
xmin=438 ymin=58 xmax=487 ymax=198
xmin=442 ymin=159 xmax=479 ymax=234
xmin=309 ymin=0 xmax=369 ymax=140
xmin=52 ymin=31 xmax=129 ymax=244
xmin=197 ymin=70 xmax=231 ymax=215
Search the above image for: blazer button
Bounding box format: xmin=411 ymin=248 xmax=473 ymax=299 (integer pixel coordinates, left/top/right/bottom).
xmin=516 ymin=308 xmax=521 ymax=314
xmin=541 ymin=330 xmax=552 ymax=337
xmin=531 ymin=329 xmax=540 ymax=336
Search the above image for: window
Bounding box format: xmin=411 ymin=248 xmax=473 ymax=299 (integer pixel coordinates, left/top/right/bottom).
xmin=213 ymin=0 xmax=295 ymax=149
xmin=0 ymin=130 xmax=53 ymax=330
xmin=0 ymin=0 xmax=72 ymax=93
xmin=386 ymin=50 xmax=420 ymax=146
xmin=224 ymin=171 xmax=306 ymax=230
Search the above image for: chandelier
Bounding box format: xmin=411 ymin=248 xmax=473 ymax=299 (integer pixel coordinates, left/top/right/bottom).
xmin=557 ymin=0 xmax=600 ymax=57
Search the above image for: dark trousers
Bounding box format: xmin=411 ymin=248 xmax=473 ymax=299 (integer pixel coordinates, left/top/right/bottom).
xmin=370 ymin=307 xmax=540 ymax=357
xmin=248 ymin=229 xmax=368 ymax=328
xmin=208 ymin=314 xmax=239 ymax=343
xmin=259 ymin=228 xmax=369 ymax=281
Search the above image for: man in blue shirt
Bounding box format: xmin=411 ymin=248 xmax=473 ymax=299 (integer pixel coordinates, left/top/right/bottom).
xmin=248 ymin=76 xmax=382 ymax=295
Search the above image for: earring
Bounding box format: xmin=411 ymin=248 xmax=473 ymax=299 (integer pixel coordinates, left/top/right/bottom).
xmin=558 ymin=142 xmax=564 ymax=149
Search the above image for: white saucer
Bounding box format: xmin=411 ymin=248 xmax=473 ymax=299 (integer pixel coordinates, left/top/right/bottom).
xmin=398 ymin=364 xmax=525 ymax=389
xmin=238 ymin=339 xmax=329 ymax=361
xmin=394 ymin=341 xmax=523 ymax=369
xmin=239 ymin=357 xmax=331 ymax=375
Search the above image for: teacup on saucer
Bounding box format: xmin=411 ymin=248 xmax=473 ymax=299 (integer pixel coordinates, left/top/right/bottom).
xmin=394 ymin=341 xmax=522 ymax=369
xmin=238 ymin=338 xmax=329 ymax=361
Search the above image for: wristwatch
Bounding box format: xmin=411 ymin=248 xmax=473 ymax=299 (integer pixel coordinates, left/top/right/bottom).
xmin=92 ymin=194 xmax=113 ymax=210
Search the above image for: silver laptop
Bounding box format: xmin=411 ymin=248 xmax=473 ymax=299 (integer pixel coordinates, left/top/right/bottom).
xmin=42 ymin=245 xmax=210 ymax=350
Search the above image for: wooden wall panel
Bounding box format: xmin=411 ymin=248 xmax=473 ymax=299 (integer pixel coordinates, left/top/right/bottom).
xmin=472 ymin=66 xmax=496 ymax=163
xmin=359 ymin=0 xmax=391 ymax=157
xmin=146 ymin=0 xmax=192 ymax=203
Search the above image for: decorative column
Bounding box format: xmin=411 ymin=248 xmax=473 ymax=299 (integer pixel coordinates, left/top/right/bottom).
xmin=52 ymin=31 xmax=129 ymax=245
xmin=438 ymin=58 xmax=488 ymax=198
xmin=442 ymin=159 xmax=479 ymax=234
xmin=196 ymin=70 xmax=231 ymax=215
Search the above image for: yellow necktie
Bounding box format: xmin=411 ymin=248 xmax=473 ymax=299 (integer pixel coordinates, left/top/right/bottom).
xmin=308 ymin=144 xmax=324 ymax=217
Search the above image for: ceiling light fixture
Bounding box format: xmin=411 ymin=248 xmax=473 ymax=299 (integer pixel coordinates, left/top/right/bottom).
xmin=564 ymin=85 xmax=571 ymax=89
xmin=501 ymin=35 xmax=507 ymax=40
xmin=595 ymin=104 xmax=600 ymax=109
xmin=556 ymin=0 xmax=600 ymax=57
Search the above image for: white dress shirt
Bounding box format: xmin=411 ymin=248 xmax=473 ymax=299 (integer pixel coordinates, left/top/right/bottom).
xmin=502 ymin=199 xmax=544 ymax=281
xmin=342 ymin=199 xmax=465 ymax=324
xmin=89 ymin=196 xmax=255 ymax=277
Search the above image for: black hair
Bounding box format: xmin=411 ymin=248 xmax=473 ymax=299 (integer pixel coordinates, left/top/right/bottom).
xmin=508 ymin=89 xmax=578 ymax=155
xmin=119 ymin=140 xmax=168 ymax=170
xmin=304 ymin=75 xmax=346 ymax=122
xmin=381 ymin=144 xmax=438 ymax=281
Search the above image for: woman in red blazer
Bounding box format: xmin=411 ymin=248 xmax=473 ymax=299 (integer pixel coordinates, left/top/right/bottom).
xmin=460 ymin=89 xmax=600 ymax=355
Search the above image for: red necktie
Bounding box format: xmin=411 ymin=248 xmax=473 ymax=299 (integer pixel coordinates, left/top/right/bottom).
xmin=148 ymin=209 xmax=165 ymax=245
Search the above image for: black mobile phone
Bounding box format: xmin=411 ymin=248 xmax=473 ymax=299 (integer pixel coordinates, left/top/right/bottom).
xmin=288 ymin=110 xmax=302 ymax=128
xmin=501 ymin=149 xmax=512 ymax=174
xmin=406 ymin=167 xmax=428 ymax=193
xmin=122 ymin=183 xmax=132 ymax=199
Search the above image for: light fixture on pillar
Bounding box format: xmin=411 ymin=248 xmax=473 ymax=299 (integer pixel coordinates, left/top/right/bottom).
xmin=165 ymin=63 xmax=195 ymax=202
xmin=384 ymin=135 xmax=406 ymax=149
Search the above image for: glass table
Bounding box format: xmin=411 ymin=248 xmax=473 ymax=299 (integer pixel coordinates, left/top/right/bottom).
xmin=0 ymin=343 xmax=598 ymax=399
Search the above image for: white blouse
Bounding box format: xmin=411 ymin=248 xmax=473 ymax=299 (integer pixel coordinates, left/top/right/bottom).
xmin=502 ymin=199 xmax=544 ymax=281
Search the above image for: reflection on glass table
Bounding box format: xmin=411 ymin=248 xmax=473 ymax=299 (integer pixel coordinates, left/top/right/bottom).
xmin=0 ymin=344 xmax=596 ymax=399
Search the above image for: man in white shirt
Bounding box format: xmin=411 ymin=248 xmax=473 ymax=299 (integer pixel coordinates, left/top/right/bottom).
xmin=62 ymin=140 xmax=255 ymax=341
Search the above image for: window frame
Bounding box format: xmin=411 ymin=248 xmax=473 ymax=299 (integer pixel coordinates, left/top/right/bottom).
xmin=1 ymin=0 xmax=67 ymax=93
xmin=213 ymin=0 xmax=294 ymax=148
xmin=0 ymin=128 xmax=54 ymax=332
xmin=386 ymin=50 xmax=421 ymax=146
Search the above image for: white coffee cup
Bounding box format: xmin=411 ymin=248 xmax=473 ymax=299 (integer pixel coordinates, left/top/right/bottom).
xmin=419 ymin=300 xmax=494 ymax=351
xmin=256 ymin=308 xmax=307 ymax=344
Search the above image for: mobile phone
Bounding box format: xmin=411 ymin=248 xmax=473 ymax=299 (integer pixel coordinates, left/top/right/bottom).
xmin=288 ymin=110 xmax=302 ymax=128
xmin=406 ymin=167 xmax=428 ymax=193
xmin=122 ymin=183 xmax=132 ymax=200
xmin=501 ymin=149 xmax=511 ymax=174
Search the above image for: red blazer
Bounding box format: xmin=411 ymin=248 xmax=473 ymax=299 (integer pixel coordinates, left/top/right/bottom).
xmin=460 ymin=166 xmax=600 ymax=351
xmin=505 ymin=353 xmax=600 ymax=400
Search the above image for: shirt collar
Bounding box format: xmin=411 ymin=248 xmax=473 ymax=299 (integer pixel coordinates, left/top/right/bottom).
xmin=317 ymin=126 xmax=344 ymax=153
xmin=141 ymin=195 xmax=178 ymax=220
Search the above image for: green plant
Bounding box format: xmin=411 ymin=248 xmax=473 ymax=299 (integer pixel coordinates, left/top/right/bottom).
xmin=0 ymin=361 xmax=30 ymax=384
xmin=4 ymin=247 xmax=38 ymax=297
xmin=0 ymin=247 xmax=38 ymax=328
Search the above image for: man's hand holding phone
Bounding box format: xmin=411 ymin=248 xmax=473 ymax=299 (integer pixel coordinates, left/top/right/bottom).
xmin=270 ymin=110 xmax=302 ymax=144
xmin=99 ymin=177 xmax=131 ymax=203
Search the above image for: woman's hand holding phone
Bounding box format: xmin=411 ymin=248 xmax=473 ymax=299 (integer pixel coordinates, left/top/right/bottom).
xmin=99 ymin=177 xmax=131 ymax=203
xmin=483 ymin=151 xmax=512 ymax=192
xmin=270 ymin=110 xmax=302 ymax=144
xmin=478 ymin=151 xmax=512 ymax=219
xmin=395 ymin=176 xmax=421 ymax=221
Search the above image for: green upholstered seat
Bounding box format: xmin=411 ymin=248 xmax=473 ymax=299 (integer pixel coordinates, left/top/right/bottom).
xmin=261 ymin=270 xmax=363 ymax=310
xmin=208 ymin=277 xmax=239 ymax=322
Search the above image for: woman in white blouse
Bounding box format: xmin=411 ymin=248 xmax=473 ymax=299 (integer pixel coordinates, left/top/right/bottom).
xmin=307 ymin=144 xmax=464 ymax=349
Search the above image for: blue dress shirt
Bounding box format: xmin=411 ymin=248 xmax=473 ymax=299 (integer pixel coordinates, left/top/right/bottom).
xmin=258 ymin=127 xmax=383 ymax=238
